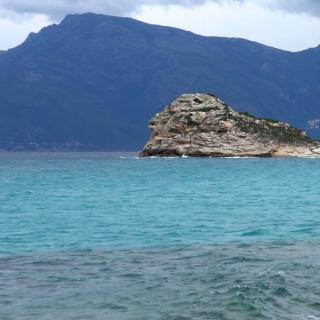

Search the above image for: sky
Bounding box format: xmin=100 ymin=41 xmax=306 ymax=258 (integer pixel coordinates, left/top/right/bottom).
xmin=0 ymin=0 xmax=319 ymax=52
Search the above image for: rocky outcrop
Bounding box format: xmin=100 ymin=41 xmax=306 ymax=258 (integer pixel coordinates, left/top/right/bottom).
xmin=140 ymin=94 xmax=320 ymax=157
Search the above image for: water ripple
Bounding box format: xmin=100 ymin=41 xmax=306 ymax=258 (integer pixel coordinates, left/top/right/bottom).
xmin=1 ymin=244 xmax=320 ymax=319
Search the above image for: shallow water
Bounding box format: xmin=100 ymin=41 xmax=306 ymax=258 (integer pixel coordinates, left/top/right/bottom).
xmin=1 ymin=154 xmax=320 ymax=319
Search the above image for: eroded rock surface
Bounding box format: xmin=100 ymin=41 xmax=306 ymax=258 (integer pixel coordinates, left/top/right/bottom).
xmin=140 ymin=94 xmax=320 ymax=157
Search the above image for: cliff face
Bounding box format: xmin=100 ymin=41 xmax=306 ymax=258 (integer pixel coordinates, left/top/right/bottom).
xmin=141 ymin=94 xmax=320 ymax=157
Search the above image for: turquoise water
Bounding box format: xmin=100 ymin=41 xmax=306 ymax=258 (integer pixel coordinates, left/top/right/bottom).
xmin=1 ymin=153 xmax=320 ymax=319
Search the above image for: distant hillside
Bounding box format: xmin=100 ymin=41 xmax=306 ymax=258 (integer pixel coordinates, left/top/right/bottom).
xmin=0 ymin=13 xmax=319 ymax=151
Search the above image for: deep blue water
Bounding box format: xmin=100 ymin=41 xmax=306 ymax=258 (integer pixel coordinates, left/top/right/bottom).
xmin=1 ymin=153 xmax=320 ymax=319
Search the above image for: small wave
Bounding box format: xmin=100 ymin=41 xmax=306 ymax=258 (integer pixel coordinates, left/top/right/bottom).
xmin=119 ymin=156 xmax=140 ymax=159
xmin=241 ymin=229 xmax=265 ymax=237
xmin=2 ymin=244 xmax=320 ymax=320
xmin=224 ymin=156 xmax=258 ymax=159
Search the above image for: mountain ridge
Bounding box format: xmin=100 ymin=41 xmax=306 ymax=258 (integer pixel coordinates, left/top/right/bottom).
xmin=15 ymin=13 xmax=319 ymax=54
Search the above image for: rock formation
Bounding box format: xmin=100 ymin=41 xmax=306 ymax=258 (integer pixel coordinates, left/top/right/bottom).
xmin=140 ymin=94 xmax=320 ymax=157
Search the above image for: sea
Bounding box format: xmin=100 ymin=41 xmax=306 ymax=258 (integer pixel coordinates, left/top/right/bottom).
xmin=1 ymin=153 xmax=320 ymax=320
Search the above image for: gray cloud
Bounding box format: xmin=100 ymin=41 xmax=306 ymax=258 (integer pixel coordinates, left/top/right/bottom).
xmin=0 ymin=0 xmax=320 ymax=20
xmin=0 ymin=0 xmax=210 ymax=19
xmin=266 ymin=0 xmax=320 ymax=17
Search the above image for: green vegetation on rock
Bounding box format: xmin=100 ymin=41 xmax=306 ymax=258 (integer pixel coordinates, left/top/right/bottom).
xmin=141 ymin=94 xmax=318 ymax=158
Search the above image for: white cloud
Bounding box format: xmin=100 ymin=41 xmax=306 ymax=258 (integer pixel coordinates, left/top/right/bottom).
xmin=0 ymin=0 xmax=319 ymax=51
xmin=134 ymin=1 xmax=320 ymax=51
xmin=0 ymin=12 xmax=50 ymax=50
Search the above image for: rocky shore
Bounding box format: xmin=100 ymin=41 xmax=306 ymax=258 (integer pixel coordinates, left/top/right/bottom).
xmin=140 ymin=94 xmax=320 ymax=158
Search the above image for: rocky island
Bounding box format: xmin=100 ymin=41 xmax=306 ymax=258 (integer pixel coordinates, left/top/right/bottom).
xmin=140 ymin=94 xmax=320 ymax=158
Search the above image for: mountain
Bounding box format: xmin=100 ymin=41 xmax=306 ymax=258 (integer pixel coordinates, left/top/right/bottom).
xmin=0 ymin=13 xmax=319 ymax=151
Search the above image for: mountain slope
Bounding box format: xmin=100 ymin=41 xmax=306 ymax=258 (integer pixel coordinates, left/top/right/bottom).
xmin=0 ymin=13 xmax=319 ymax=150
